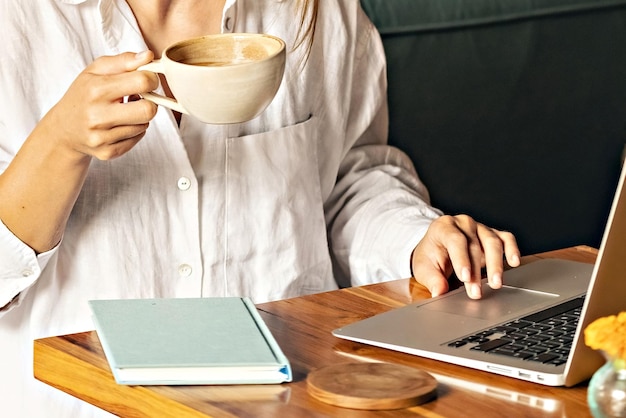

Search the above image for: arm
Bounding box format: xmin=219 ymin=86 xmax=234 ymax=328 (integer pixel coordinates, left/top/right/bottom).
xmin=325 ymin=12 xmax=442 ymax=286
xmin=0 ymin=52 xmax=158 ymax=308
xmin=327 ymin=8 xmax=520 ymax=297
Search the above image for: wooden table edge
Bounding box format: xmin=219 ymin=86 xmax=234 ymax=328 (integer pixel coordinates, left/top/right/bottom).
xmin=33 ymin=245 xmax=598 ymax=417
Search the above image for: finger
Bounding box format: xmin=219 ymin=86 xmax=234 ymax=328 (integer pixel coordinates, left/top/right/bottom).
xmin=445 ymin=215 xmax=488 ymax=298
xmin=78 ymin=100 xmax=154 ymax=155
xmin=412 ymin=263 xmax=451 ymax=297
xmin=465 ymin=222 xmax=485 ymax=283
xmin=85 ymin=127 xmax=148 ymax=160
xmin=91 ymin=70 xmax=159 ymax=105
xmin=496 ymin=230 xmax=521 ymax=267
xmin=113 ymin=97 xmax=158 ymax=126
xmin=456 ymin=236 xmax=484 ymax=299
xmin=464 ymin=281 xmax=483 ymax=300
xmin=443 ymin=215 xmax=479 ymax=284
xmin=83 ymin=89 xmax=158 ymax=134
xmin=87 ymin=51 xmax=155 ymax=76
xmin=477 ymin=225 xmax=505 ymax=289
xmin=410 ymin=245 xmax=452 ymax=297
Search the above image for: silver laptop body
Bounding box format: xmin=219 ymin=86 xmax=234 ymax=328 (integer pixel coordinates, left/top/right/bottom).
xmin=333 ymin=163 xmax=626 ymax=386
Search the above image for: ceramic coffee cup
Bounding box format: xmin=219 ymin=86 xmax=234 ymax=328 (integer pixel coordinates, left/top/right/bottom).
xmin=138 ymin=33 xmax=286 ymax=124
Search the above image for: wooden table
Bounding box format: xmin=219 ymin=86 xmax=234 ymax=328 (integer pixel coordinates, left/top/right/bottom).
xmin=34 ymin=246 xmax=599 ymax=417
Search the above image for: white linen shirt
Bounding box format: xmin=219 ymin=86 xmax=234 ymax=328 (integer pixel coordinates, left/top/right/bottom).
xmin=0 ymin=0 xmax=440 ymax=416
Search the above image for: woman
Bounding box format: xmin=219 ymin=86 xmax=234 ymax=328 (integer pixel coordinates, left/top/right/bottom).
xmin=0 ymin=0 xmax=518 ymax=416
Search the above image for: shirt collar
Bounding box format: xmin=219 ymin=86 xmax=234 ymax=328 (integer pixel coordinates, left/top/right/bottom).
xmin=54 ymin=0 xmax=248 ymax=53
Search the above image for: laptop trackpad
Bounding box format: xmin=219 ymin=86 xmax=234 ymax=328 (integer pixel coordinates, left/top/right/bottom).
xmin=420 ymin=285 xmax=559 ymax=321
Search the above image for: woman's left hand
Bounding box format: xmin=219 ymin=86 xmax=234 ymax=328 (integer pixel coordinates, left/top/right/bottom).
xmin=410 ymin=215 xmax=521 ymax=299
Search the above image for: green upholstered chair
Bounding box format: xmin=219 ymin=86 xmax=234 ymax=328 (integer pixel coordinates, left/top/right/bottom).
xmin=362 ymin=0 xmax=626 ymax=254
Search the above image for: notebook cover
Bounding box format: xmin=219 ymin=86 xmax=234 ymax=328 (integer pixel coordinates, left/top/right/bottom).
xmin=88 ymin=297 xmax=292 ymax=385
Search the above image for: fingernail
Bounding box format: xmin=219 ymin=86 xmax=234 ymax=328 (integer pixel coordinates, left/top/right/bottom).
xmin=470 ymin=283 xmax=482 ymax=299
xmin=461 ymin=267 xmax=471 ymax=282
xmin=491 ymin=273 xmax=502 ymax=288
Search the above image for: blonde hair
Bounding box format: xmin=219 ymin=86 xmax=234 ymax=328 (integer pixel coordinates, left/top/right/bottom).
xmin=293 ymin=0 xmax=318 ymax=57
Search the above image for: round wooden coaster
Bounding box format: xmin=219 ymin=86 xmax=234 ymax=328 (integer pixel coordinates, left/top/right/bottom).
xmin=307 ymin=362 xmax=437 ymax=410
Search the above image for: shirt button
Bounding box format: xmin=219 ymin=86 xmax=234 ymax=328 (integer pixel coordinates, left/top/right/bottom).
xmin=177 ymin=177 xmax=191 ymax=191
xmin=21 ymin=269 xmax=34 ymax=277
xmin=178 ymin=264 xmax=193 ymax=278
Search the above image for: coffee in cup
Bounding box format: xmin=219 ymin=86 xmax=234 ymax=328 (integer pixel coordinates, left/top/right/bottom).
xmin=138 ymin=33 xmax=286 ymax=124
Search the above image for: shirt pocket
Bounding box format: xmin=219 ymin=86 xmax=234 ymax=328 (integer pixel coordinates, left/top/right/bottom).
xmin=223 ymin=116 xmax=336 ymax=300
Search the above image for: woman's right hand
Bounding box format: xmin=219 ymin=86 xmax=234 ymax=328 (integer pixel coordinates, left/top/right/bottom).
xmin=40 ymin=50 xmax=159 ymax=162
xmin=0 ymin=51 xmax=160 ymax=253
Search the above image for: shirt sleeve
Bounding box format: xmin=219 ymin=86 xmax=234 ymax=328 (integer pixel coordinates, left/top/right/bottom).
xmin=0 ymin=220 xmax=57 ymax=315
xmin=325 ymin=10 xmax=442 ymax=287
xmin=0 ymin=5 xmax=62 ymax=315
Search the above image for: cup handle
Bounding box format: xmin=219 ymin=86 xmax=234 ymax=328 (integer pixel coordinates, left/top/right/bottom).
xmin=137 ymin=60 xmax=187 ymax=115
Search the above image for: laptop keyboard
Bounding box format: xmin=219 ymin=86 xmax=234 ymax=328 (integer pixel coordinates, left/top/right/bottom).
xmin=447 ymin=296 xmax=585 ymax=366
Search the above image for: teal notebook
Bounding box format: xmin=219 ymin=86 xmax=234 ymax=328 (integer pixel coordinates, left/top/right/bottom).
xmin=88 ymin=297 xmax=292 ymax=385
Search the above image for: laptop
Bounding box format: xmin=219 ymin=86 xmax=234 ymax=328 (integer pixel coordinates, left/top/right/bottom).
xmin=333 ymin=162 xmax=626 ymax=387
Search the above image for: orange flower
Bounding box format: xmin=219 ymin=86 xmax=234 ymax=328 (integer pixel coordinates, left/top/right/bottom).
xmin=584 ymin=311 xmax=626 ymax=360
